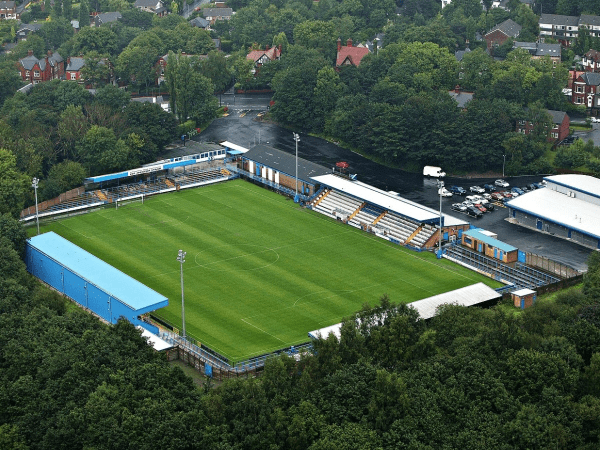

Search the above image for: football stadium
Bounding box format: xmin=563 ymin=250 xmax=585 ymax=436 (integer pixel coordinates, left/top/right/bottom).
xmin=23 ymin=141 xmax=525 ymax=375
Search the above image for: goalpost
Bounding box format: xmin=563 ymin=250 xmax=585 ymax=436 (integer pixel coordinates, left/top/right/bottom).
xmin=115 ymin=193 xmax=144 ymax=210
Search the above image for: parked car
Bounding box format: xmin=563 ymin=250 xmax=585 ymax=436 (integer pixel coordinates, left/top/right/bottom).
xmin=423 ymin=166 xmax=446 ymax=177
xmin=499 ymin=191 xmax=512 ymax=198
xmin=449 ymin=186 xmax=466 ymax=195
xmin=482 ymin=193 xmax=492 ymax=200
xmin=491 ymin=192 xmax=504 ymax=201
xmin=474 ymin=203 xmax=487 ymax=213
xmin=470 ymin=186 xmax=485 ymax=193
xmin=495 ymin=179 xmax=509 ymax=188
xmin=484 ymin=203 xmax=494 ymax=211
xmin=483 ymin=184 xmax=496 ymax=191
xmin=466 ymin=206 xmax=483 ymax=218
xmin=511 ymin=187 xmax=524 ymax=196
xmin=532 ymin=182 xmax=544 ymax=189
xmin=452 ymin=203 xmax=466 ymax=212
xmin=438 ymin=188 xmax=452 ymax=197
xmin=521 ymin=186 xmax=530 ymax=192
xmin=592 ymin=117 xmax=600 ymax=123
xmin=527 ymin=183 xmax=537 ymax=190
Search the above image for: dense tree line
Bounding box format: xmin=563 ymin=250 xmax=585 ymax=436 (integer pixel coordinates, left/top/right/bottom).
xmin=1 ymin=211 xmax=600 ymax=449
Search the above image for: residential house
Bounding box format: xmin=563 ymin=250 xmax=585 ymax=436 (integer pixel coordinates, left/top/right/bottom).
xmin=537 ymin=14 xmax=600 ymax=46
xmin=520 ymin=0 xmax=533 ymax=7
xmin=65 ymin=57 xmax=85 ymax=81
xmin=189 ymin=16 xmax=210 ymax=30
xmin=572 ymin=72 xmax=600 ymax=112
xmin=448 ymin=85 xmax=474 ymax=109
xmin=491 ymin=0 xmax=510 ymax=9
xmin=516 ymin=109 xmax=570 ymax=142
xmin=0 ymin=1 xmax=18 ymax=19
xmin=212 ymin=38 xmax=221 ymax=52
xmin=1 ymin=42 xmax=16 ymax=54
xmin=18 ymin=50 xmax=65 ymax=84
xmin=94 ymin=11 xmax=122 ymax=27
xmin=512 ymin=41 xmax=561 ymax=65
xmin=583 ymin=49 xmax=600 ymax=72
xmin=134 ymin=0 xmax=168 ymax=17
xmin=335 ymin=38 xmax=370 ymax=68
xmin=246 ymin=45 xmax=282 ymax=73
xmin=455 ymin=46 xmax=471 ymax=62
xmin=16 ymin=23 xmax=42 ymax=41
xmin=484 ymin=19 xmax=522 ymax=52
xmin=202 ymin=8 xmax=233 ymax=25
xmin=364 ymin=33 xmax=384 ymax=54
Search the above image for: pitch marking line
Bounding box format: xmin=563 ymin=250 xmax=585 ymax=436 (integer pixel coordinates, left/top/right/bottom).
xmin=240 ymin=318 xmax=286 ymax=344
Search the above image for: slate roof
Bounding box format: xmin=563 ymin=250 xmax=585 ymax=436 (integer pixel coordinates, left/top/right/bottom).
xmin=19 ymin=51 xmax=63 ymax=71
xmin=513 ymin=41 xmax=561 ymax=57
xmin=539 ymin=14 xmax=579 ymax=27
xmin=547 ymin=109 xmax=567 ymax=125
xmin=242 ymin=144 xmax=330 ymax=183
xmin=579 ymin=72 xmax=600 ymax=86
xmin=448 ymin=89 xmax=474 ymax=108
xmin=189 ymin=16 xmax=209 ymax=28
xmin=0 ymin=1 xmax=15 ymax=9
xmin=96 ymin=11 xmax=121 ymax=24
xmin=579 ymin=15 xmax=600 ymax=27
xmin=202 ymin=7 xmax=233 ymax=17
xmin=134 ymin=0 xmax=163 ymax=8
xmin=336 ymin=45 xmax=370 ymax=66
xmin=455 ymin=47 xmax=471 ymax=61
xmin=17 ymin=23 xmax=42 ymax=33
xmin=485 ymin=19 xmax=522 ymax=38
xmin=585 ymin=49 xmax=600 ymax=60
xmin=66 ymin=57 xmax=85 ymax=72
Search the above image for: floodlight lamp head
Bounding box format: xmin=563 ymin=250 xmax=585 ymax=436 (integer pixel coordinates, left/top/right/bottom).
xmin=32 ymin=177 xmax=39 ymax=188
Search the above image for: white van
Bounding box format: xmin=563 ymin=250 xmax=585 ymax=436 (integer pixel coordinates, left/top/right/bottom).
xmin=423 ymin=166 xmax=446 ymax=177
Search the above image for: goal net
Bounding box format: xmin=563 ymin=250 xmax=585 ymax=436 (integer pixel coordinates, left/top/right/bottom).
xmin=115 ymin=194 xmax=144 ymax=210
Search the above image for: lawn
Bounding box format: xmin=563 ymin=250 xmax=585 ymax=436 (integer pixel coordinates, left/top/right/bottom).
xmin=36 ymin=179 xmax=500 ymax=362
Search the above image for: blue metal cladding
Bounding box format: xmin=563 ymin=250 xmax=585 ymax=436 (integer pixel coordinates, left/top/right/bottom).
xmin=26 ymin=237 xmax=168 ymax=326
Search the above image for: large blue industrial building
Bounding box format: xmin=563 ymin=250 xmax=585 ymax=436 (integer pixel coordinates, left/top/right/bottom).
xmin=26 ymin=232 xmax=168 ymax=330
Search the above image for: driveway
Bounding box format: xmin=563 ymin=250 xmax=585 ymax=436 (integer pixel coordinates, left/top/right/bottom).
xmin=572 ymin=121 xmax=600 ymax=145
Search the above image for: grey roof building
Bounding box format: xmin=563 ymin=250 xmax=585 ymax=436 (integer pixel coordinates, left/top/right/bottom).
xmin=487 ymin=19 xmax=522 ymax=38
xmin=94 ymin=11 xmax=122 ymax=26
xmin=513 ymin=41 xmax=561 ymax=59
xmin=189 ymin=16 xmax=209 ymax=28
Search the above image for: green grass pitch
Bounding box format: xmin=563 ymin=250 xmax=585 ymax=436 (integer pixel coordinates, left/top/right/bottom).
xmin=36 ymin=179 xmax=501 ymax=362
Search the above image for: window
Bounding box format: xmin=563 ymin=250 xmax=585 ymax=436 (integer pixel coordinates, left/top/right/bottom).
xmin=25 ymin=70 xmax=30 ymax=77
xmin=576 ymin=97 xmax=583 ymax=104
xmin=551 ymin=132 xmax=558 ymax=138
xmin=69 ymin=72 xmax=77 ymax=80
xmin=576 ymin=86 xmax=583 ymax=93
xmin=33 ymin=70 xmax=40 ymax=77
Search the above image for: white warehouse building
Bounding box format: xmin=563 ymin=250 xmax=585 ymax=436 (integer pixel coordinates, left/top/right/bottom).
xmin=507 ymin=174 xmax=600 ymax=249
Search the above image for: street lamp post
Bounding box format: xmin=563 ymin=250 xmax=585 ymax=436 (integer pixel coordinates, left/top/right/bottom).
xmin=177 ymin=249 xmax=187 ymax=339
xmin=502 ymin=154 xmax=506 ymax=178
xmin=438 ymin=179 xmax=444 ymax=256
xmin=293 ymin=133 xmax=300 ymax=201
xmin=32 ymin=177 xmax=39 ymax=235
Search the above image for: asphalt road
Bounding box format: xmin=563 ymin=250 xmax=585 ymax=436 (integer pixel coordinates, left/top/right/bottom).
xmin=194 ymin=98 xmax=592 ymax=271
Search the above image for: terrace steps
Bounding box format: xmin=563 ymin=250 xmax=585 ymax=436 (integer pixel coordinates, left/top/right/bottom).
xmin=96 ymin=190 xmax=108 ymax=202
xmin=347 ymin=202 xmax=366 ymax=222
xmin=372 ymin=210 xmax=387 ymax=225
xmin=165 ymin=179 xmax=175 ymax=188
xmin=405 ymin=225 xmax=423 ymax=245
xmin=312 ymin=189 xmax=331 ymax=208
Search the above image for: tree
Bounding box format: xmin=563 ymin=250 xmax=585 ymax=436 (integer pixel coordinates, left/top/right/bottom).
xmin=0 ymin=213 xmax=27 ymax=255
xmin=63 ymin=0 xmax=72 ymax=20
xmin=93 ymin=84 xmax=130 ymax=112
xmin=313 ymin=66 xmax=342 ymax=131
xmin=0 ymin=62 xmax=23 ymax=108
xmin=41 ymin=17 xmax=74 ymax=50
xmin=70 ymin=27 xmax=118 ymax=56
xmin=57 ymin=105 xmax=88 ymax=160
xmin=79 ymin=0 xmax=90 ymax=27
xmin=116 ymin=44 xmax=161 ymax=92
xmin=201 ymin=51 xmax=232 ymax=93
xmin=42 ymin=160 xmax=86 ymax=199
xmin=293 ymin=20 xmax=337 ymax=61
xmin=79 ymin=52 xmax=111 ymax=87
xmin=123 ymin=102 xmax=176 ymax=151
xmin=165 ymin=53 xmax=217 ymax=124
xmin=0 ymin=149 xmax=27 ymax=219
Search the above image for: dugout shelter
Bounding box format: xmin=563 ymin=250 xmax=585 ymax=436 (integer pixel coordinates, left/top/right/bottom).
xmin=26 ymin=232 xmax=168 ymax=330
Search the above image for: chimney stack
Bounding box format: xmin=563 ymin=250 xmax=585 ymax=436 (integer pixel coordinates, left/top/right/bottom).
xmin=337 ymin=37 xmax=341 ymax=52
xmin=347 ymin=38 xmax=352 ymax=47
xmin=27 ymin=49 xmax=33 ymax=56
xmin=454 ymin=85 xmax=461 ymax=94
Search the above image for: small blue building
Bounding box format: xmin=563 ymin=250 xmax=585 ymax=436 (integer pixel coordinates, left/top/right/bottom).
xmin=26 ymin=232 xmax=168 ymax=328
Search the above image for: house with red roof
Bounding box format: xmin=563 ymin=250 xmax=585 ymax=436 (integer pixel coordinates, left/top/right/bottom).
xmin=246 ymin=45 xmax=282 ymax=74
xmin=335 ymin=38 xmax=370 ymax=68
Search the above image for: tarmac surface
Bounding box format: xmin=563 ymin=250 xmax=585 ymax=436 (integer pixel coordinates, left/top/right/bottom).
xmin=193 ymin=95 xmax=592 ymax=271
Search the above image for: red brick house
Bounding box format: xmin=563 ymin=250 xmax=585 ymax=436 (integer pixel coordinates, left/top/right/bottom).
xmin=65 ymin=57 xmax=85 ymax=81
xmin=0 ymin=1 xmax=18 ymax=20
xmin=484 ymin=19 xmax=522 ymax=53
xmin=516 ymin=109 xmax=570 ymax=142
xmin=582 ymin=49 xmax=600 ymax=72
xmin=572 ymin=72 xmax=600 ymax=113
xmin=18 ymin=50 xmax=64 ymax=84
xmin=335 ymin=38 xmax=370 ymax=68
